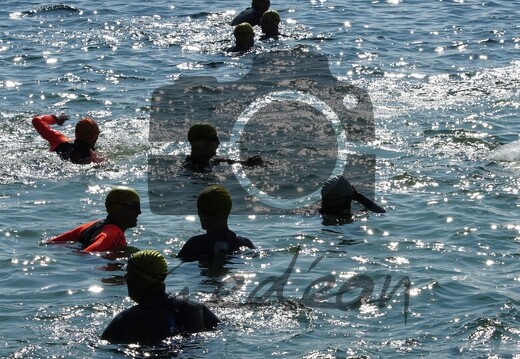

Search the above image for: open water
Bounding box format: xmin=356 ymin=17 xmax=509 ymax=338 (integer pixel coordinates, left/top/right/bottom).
xmin=1 ymin=0 xmax=520 ymax=358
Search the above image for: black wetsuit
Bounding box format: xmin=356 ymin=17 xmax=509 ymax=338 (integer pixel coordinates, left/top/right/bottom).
xmin=231 ymin=7 xmax=264 ymax=26
xmin=101 ymin=293 xmax=219 ymax=344
xmin=55 ymin=140 xmax=96 ymax=164
xmin=177 ymin=228 xmax=255 ymax=260
xmin=183 ymin=156 xmax=213 ymax=173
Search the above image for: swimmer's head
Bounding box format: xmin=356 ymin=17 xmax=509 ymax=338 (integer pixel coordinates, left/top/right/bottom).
xmin=105 ymin=186 xmax=141 ymax=216
xmin=252 ymin=0 xmax=270 ymax=12
xmin=127 ymin=250 xmax=168 ymax=284
xmin=261 ymin=10 xmax=280 ymax=26
xmin=197 ymin=185 xmax=232 ymax=216
xmin=321 ymin=175 xmax=353 ymax=214
xmin=234 ymin=22 xmax=255 ymax=44
xmin=322 ymin=175 xmax=353 ymax=200
xmin=75 ymin=118 xmax=100 ymax=146
xmin=261 ymin=10 xmax=280 ymax=37
xmin=188 ymin=123 xmax=218 ymax=144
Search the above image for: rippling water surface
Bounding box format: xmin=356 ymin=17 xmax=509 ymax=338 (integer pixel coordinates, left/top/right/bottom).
xmin=1 ymin=0 xmax=520 ymax=358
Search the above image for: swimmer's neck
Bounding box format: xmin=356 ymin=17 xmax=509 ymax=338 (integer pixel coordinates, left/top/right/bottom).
xmin=189 ymin=154 xmax=213 ymax=167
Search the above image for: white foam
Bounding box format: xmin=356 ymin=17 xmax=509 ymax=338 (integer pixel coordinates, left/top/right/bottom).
xmin=490 ymin=140 xmax=520 ymax=162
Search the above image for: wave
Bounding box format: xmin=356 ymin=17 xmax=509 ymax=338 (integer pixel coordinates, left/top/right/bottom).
xmin=19 ymin=3 xmax=82 ymax=16
xmin=490 ymin=140 xmax=520 ymax=162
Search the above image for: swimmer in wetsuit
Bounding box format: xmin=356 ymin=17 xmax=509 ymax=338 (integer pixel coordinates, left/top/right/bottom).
xmin=184 ymin=123 xmax=263 ymax=173
xmin=101 ymin=250 xmax=220 ymax=344
xmin=227 ymin=22 xmax=255 ymax=53
xmin=259 ymin=10 xmax=281 ymax=40
xmin=48 ymin=186 xmax=141 ymax=253
xmin=320 ymin=175 xmax=386 ymax=224
xmin=183 ymin=123 xmax=221 ymax=172
xmin=231 ymin=0 xmax=270 ymax=26
xmin=177 ymin=185 xmax=255 ymax=261
xmin=32 ymin=113 xmax=102 ymax=164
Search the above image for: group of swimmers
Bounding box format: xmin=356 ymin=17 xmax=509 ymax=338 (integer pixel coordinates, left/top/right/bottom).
xmin=228 ymin=0 xmax=281 ymax=52
xmin=32 ymin=111 xmax=385 ymax=343
xmin=30 ymin=0 xmax=386 ymax=345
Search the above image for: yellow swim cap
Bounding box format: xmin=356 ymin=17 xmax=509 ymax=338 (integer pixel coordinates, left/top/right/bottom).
xmin=75 ymin=118 xmax=100 ymax=146
xmin=234 ymin=22 xmax=255 ymax=42
xmin=105 ymin=186 xmax=140 ymax=215
xmin=261 ymin=10 xmax=280 ymax=25
xmin=127 ymin=250 xmax=168 ymax=283
xmin=187 ymin=123 xmax=218 ymax=144
xmin=197 ymin=185 xmax=232 ymax=216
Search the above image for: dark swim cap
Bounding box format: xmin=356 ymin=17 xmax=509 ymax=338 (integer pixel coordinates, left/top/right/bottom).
xmin=321 ymin=175 xmax=353 ymax=200
xmin=127 ymin=250 xmax=168 ymax=283
xmin=187 ymin=123 xmax=217 ymax=144
xmin=75 ymin=118 xmax=100 ymax=146
xmin=105 ymin=186 xmax=140 ymax=215
xmin=253 ymin=0 xmax=270 ymax=9
xmin=197 ymin=185 xmax=232 ymax=216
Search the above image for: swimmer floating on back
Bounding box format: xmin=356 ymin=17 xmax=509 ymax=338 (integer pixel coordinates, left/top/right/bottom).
xmin=101 ymin=250 xmax=220 ymax=343
xmin=47 ymin=186 xmax=141 ymax=253
xmin=32 ymin=113 xmax=102 ymax=164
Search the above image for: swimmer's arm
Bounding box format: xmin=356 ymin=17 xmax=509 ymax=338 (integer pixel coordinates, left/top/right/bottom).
xmin=239 ymin=237 xmax=256 ymax=249
xmin=351 ymin=186 xmax=386 ymax=213
xmin=90 ymin=151 xmax=104 ymax=164
xmin=175 ymin=298 xmax=220 ymax=333
xmin=83 ymin=226 xmax=126 ymax=252
xmin=48 ymin=225 xmax=84 ymax=243
xmin=215 ymin=155 xmax=265 ymax=167
xmin=176 ymin=237 xmax=203 ymax=260
xmin=100 ymin=310 xmax=134 ymax=343
xmin=202 ymin=304 xmax=220 ymax=330
xmin=32 ymin=114 xmax=70 ymax=151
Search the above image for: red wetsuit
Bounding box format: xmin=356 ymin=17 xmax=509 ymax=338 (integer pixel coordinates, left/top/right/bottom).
xmin=32 ymin=114 xmax=100 ymax=164
xmin=49 ymin=220 xmax=127 ymax=252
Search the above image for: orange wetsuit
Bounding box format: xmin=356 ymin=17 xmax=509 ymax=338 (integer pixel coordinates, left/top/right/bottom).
xmin=32 ymin=114 xmax=99 ymax=164
xmin=49 ymin=220 xmax=127 ymax=252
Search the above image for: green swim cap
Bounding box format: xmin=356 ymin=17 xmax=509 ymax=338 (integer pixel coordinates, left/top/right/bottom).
xmin=321 ymin=175 xmax=353 ymax=200
xmin=127 ymin=250 xmax=168 ymax=283
xmin=105 ymin=186 xmax=140 ymax=214
xmin=188 ymin=123 xmax=217 ymax=144
xmin=261 ymin=10 xmax=280 ymax=25
xmin=197 ymin=185 xmax=232 ymax=216
xmin=234 ymin=23 xmax=254 ymax=41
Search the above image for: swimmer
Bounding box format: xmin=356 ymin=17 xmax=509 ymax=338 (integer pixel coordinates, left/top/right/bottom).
xmin=177 ymin=185 xmax=255 ymax=260
xmin=231 ymin=0 xmax=270 ymax=26
xmin=259 ymin=10 xmax=281 ymax=40
xmin=227 ymin=23 xmax=255 ymax=53
xmin=32 ymin=113 xmax=102 ymax=164
xmin=47 ymin=186 xmax=141 ymax=253
xmin=184 ymin=123 xmax=263 ymax=172
xmin=101 ymin=250 xmax=220 ymax=343
xmin=320 ymin=175 xmax=386 ymax=216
